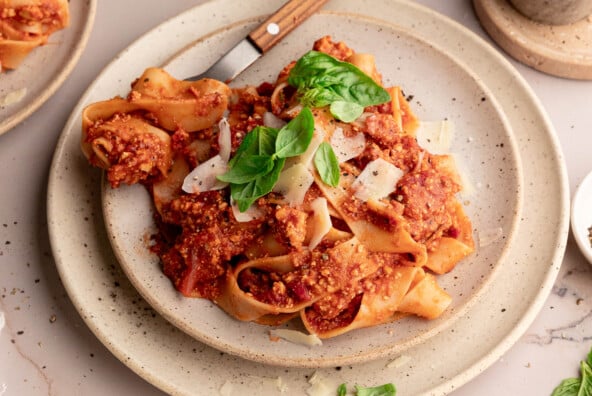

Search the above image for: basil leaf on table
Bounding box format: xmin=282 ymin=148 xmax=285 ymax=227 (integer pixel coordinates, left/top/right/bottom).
xmin=355 ymin=383 xmax=396 ymax=396
xmin=288 ymin=50 xmax=390 ymax=122
xmin=336 ymin=382 xmax=396 ymax=396
xmin=580 ymin=360 xmax=592 ymax=396
xmin=551 ymin=378 xmax=581 ymax=396
xmin=551 ymin=345 xmax=592 ymax=396
xmin=314 ymin=141 xmax=340 ymax=187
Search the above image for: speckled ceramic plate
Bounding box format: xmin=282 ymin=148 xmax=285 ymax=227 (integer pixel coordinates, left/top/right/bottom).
xmin=0 ymin=0 xmax=96 ymax=135
xmin=101 ymin=9 xmax=521 ymax=368
xmin=47 ymin=0 xmax=569 ymax=395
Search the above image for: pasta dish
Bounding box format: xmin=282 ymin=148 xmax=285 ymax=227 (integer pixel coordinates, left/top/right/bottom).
xmin=81 ymin=36 xmax=474 ymax=339
xmin=0 ymin=0 xmax=69 ymax=71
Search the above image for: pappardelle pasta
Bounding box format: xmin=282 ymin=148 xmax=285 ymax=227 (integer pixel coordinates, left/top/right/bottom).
xmin=81 ymin=36 xmax=474 ymax=339
xmin=0 ymin=0 xmax=69 ymax=71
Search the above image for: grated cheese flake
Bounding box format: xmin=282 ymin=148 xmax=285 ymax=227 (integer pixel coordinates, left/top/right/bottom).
xmin=263 ymin=111 xmax=287 ymax=129
xmin=181 ymin=154 xmax=228 ymax=193
xmin=351 ymin=158 xmax=404 ymax=202
xmin=219 ymin=380 xmax=234 ymax=396
xmin=306 ymin=371 xmax=335 ymax=396
xmin=386 ymin=354 xmax=412 ymax=368
xmin=269 ymin=328 xmax=322 ymax=347
xmin=478 ymin=227 xmax=503 ymax=247
xmin=0 ymin=87 xmax=27 ymax=106
xmin=272 ymin=163 xmax=314 ymax=206
xmin=330 ymin=126 xmax=365 ymax=163
xmin=416 ymin=120 xmax=454 ymax=154
xmin=231 ymin=197 xmax=263 ymax=222
xmin=218 ymin=117 xmax=232 ymax=162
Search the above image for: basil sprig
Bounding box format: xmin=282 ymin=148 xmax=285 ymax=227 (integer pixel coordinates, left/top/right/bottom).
xmin=288 ymin=50 xmax=391 ymax=122
xmin=551 ymin=346 xmax=592 ymax=396
xmin=218 ymin=107 xmax=315 ymax=212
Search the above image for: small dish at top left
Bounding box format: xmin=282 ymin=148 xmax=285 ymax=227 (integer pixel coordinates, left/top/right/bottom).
xmin=0 ymin=0 xmax=96 ymax=136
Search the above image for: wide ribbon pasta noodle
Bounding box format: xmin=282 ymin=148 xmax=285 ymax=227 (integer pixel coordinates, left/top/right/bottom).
xmin=81 ymin=68 xmax=231 ymax=187
xmin=81 ymin=36 xmax=475 ymax=339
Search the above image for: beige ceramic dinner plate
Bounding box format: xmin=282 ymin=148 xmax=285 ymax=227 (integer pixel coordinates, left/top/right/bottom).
xmin=102 ymin=9 xmax=521 ymax=368
xmin=0 ymin=1 xmax=96 ymax=135
xmin=47 ymin=0 xmax=569 ymax=395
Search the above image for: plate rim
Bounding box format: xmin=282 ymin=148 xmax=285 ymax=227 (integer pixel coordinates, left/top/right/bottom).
xmin=47 ymin=0 xmax=570 ymax=394
xmin=0 ymin=0 xmax=97 ymax=135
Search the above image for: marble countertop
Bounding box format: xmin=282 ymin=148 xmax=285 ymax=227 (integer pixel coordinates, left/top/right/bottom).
xmin=1 ymin=1 xmax=591 ymax=395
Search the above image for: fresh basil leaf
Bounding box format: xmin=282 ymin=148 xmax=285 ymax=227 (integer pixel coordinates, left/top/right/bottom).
xmin=580 ymin=361 xmax=592 ymax=396
xmin=355 ymin=383 xmax=396 ymax=396
xmin=257 ymin=127 xmax=278 ymax=156
xmin=337 ymin=383 xmax=347 ymax=396
xmin=231 ymin=157 xmax=286 ymax=212
xmin=551 ymin=378 xmax=581 ymax=396
xmin=330 ymin=101 xmax=364 ymax=123
xmin=288 ymin=51 xmax=390 ymax=121
xmin=228 ymin=126 xmax=277 ymax=168
xmin=314 ymin=142 xmax=340 ymax=187
xmin=217 ymin=154 xmax=274 ymax=184
xmin=301 ymin=87 xmax=342 ymax=108
xmin=221 ymin=107 xmax=316 ymax=211
xmin=553 ymin=346 xmax=592 ymax=396
xmin=275 ymin=107 xmax=314 ymax=158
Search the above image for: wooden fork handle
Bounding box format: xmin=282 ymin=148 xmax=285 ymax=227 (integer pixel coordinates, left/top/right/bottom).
xmin=248 ymin=0 xmax=329 ymax=53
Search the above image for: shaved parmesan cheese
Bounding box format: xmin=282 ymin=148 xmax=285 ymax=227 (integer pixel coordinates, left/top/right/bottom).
xmin=181 ymin=154 xmax=228 ymax=193
xmin=219 ymin=380 xmax=234 ymax=396
xmin=308 ymin=198 xmax=332 ymax=249
xmin=218 ymin=117 xmax=232 ymax=162
xmin=0 ymin=88 xmax=27 ymax=106
xmin=351 ymin=158 xmax=404 ymax=202
xmin=269 ymin=329 xmax=322 ymax=347
xmin=245 ymin=375 xmax=289 ymax=393
xmin=231 ymin=198 xmax=263 ymax=222
xmin=263 ymin=111 xmax=287 ymax=129
xmin=306 ymin=372 xmax=334 ymax=396
xmin=454 ymin=156 xmax=476 ymax=197
xmin=330 ymin=127 xmax=365 ymax=163
xmin=273 ymin=163 xmax=314 ymax=205
xmin=478 ymin=227 xmax=503 ymax=247
xmin=0 ymin=311 xmax=4 ymax=335
xmin=416 ymin=120 xmax=454 ymax=154
xmin=386 ymin=354 xmax=411 ymax=369
xmin=416 ymin=120 xmax=475 ymax=196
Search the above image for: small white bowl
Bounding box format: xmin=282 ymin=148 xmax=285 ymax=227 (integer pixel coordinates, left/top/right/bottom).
xmin=571 ymin=170 xmax=592 ymax=264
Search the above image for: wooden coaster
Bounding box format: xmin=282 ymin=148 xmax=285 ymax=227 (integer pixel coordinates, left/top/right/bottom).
xmin=474 ymin=0 xmax=592 ymax=80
